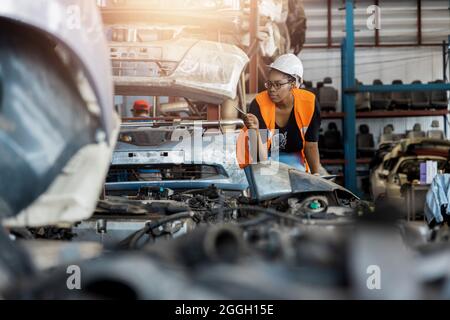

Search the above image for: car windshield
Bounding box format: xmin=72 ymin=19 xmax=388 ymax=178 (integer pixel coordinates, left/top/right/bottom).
xmin=383 ymin=157 xmax=399 ymax=171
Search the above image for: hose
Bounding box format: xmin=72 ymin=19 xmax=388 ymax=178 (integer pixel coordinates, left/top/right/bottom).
xmin=118 ymin=212 xmax=195 ymax=249
xmin=119 ymin=205 xmax=303 ymax=249
xmin=206 ymin=205 xmax=305 ymax=223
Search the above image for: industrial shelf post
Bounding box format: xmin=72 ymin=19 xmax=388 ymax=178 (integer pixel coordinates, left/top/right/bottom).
xmin=341 ymin=0 xmax=450 ymax=194
xmin=342 ymin=0 xmax=357 ymax=193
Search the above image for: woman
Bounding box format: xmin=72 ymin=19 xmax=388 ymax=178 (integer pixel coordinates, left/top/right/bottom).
xmin=239 ymin=54 xmax=322 ymax=174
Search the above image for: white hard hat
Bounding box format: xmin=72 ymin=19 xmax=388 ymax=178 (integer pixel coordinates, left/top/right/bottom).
xmin=269 ymin=53 xmax=304 ymax=80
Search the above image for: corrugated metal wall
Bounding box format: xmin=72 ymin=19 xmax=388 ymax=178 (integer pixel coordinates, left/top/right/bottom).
xmin=304 ymin=0 xmax=450 ymax=45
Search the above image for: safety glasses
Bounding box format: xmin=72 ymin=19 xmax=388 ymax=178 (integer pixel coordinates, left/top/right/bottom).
xmin=264 ymin=80 xmax=293 ymax=90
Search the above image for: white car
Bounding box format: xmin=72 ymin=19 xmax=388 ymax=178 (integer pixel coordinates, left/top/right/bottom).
xmin=370 ymin=139 xmax=450 ymax=204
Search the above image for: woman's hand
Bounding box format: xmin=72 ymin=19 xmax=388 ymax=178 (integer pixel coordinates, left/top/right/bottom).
xmin=243 ymin=113 xmax=260 ymax=130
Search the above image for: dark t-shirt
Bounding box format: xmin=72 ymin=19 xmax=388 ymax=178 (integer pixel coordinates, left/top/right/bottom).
xmin=248 ymin=98 xmax=321 ymax=153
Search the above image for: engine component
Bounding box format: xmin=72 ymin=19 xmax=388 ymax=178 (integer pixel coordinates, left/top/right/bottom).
xmin=288 ymin=195 xmax=329 ymax=217
xmin=146 ymin=224 xmax=246 ymax=268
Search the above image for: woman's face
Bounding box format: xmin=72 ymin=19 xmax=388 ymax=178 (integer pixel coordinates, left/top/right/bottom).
xmin=267 ymin=69 xmax=294 ymax=104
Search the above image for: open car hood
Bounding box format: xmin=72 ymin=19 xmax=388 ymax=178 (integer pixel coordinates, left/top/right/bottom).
xmin=111 ymin=38 xmax=249 ymax=104
xmin=245 ymin=162 xmax=359 ymax=202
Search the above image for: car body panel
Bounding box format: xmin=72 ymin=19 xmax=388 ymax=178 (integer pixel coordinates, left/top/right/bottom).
xmin=111 ymin=39 xmax=249 ymax=104
xmin=385 ymin=155 xmax=447 ymax=201
xmin=106 ymin=126 xmax=249 ymax=193
xmin=371 ymin=138 xmax=450 ymax=200
xmin=0 ymin=0 xmax=115 ymax=139
xmin=0 ymin=0 xmax=119 ymax=226
xmin=246 ymin=161 xmax=358 ymax=201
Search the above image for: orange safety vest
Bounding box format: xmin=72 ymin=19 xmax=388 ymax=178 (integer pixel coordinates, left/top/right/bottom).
xmin=236 ymin=88 xmax=316 ymax=172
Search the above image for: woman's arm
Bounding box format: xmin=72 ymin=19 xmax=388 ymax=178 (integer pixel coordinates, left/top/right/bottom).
xmin=304 ymin=98 xmax=322 ymax=175
xmin=243 ymin=113 xmax=268 ymax=162
xmin=304 ymin=141 xmax=321 ymax=174
xmin=256 ymin=129 xmax=268 ymax=161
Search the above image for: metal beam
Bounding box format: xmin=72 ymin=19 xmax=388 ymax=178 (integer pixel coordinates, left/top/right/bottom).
xmin=342 ymin=0 xmax=357 ymax=194
xmin=374 ymin=0 xmax=380 ymax=46
xmin=417 ymin=0 xmax=422 ymax=45
xmin=346 ymin=83 xmax=450 ymax=93
xmin=327 ymin=0 xmax=332 ymax=48
xmin=448 ymin=35 xmax=450 ymax=83
xmin=249 ymin=0 xmax=259 ymax=94
xmin=444 ymin=40 xmax=448 ymax=82
xmin=304 ymin=43 xmax=444 ymax=49
xmin=246 ymin=39 xmax=260 ymax=59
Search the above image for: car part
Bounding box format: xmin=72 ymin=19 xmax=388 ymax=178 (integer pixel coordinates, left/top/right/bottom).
xmin=357 ymin=124 xmax=375 ymax=158
xmin=1 ymin=2 xmax=120 ymax=226
xmin=319 ymin=77 xmax=338 ymax=112
xmin=370 ymin=79 xmax=391 ymax=110
xmin=320 ymin=122 xmax=344 ymax=158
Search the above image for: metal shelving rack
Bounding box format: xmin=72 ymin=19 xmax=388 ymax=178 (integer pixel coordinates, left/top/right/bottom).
xmin=323 ymin=110 xmax=449 ymax=120
xmin=340 ymin=0 xmax=450 ymax=194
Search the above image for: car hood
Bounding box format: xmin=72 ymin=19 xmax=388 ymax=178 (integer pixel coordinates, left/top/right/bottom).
xmin=111 ymin=38 xmax=249 ymax=104
xmin=245 ymin=162 xmax=359 ymax=201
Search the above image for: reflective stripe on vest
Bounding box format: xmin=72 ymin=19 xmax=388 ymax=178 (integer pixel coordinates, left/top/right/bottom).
xmin=236 ymin=88 xmax=316 ymax=172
